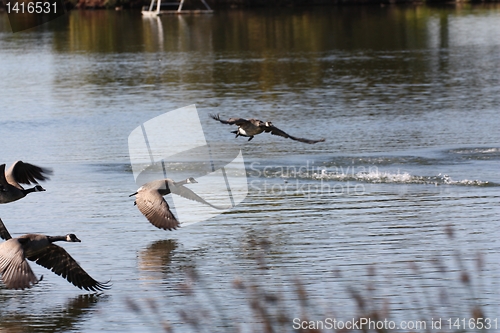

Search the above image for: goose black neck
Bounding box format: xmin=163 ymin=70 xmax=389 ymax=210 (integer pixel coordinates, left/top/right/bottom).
xmin=173 ymin=179 xmax=188 ymax=186
xmin=47 ymin=235 xmax=67 ymax=243
xmin=22 ymin=186 xmax=39 ymax=195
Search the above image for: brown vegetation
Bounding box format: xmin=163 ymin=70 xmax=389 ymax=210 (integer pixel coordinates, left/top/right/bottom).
xmin=126 ymin=225 xmax=489 ymax=333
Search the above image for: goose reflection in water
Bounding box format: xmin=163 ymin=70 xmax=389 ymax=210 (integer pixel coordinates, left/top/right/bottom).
xmin=0 ymin=294 xmax=106 ymax=332
xmin=138 ymin=239 xmax=178 ymax=277
xmin=138 ymin=239 xmax=200 ymax=281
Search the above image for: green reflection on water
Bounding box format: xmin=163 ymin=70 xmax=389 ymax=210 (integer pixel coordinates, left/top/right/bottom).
xmin=0 ymin=5 xmax=492 ymax=53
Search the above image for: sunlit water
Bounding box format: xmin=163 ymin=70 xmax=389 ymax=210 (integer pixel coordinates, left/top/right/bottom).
xmin=0 ymin=5 xmax=499 ymax=332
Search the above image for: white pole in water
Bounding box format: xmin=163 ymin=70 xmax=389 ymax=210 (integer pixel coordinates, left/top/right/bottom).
xmin=177 ymin=0 xmax=185 ymax=12
xmin=156 ymin=0 xmax=161 ymax=15
xmin=200 ymin=0 xmax=211 ymax=10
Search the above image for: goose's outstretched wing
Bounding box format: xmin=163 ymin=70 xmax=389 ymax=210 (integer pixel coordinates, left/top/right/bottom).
xmin=265 ymin=125 xmax=325 ymax=144
xmin=170 ymin=184 xmax=230 ymax=210
xmin=0 ymin=164 xmax=9 ymax=189
xmin=210 ymin=114 xmax=250 ymax=126
xmin=5 ymin=161 xmax=52 ymax=189
xmin=0 ymin=218 xmax=13 ymax=240
xmin=0 ymin=239 xmax=41 ymax=289
xmin=27 ymin=244 xmax=111 ymax=292
xmin=134 ymin=190 xmax=180 ymax=231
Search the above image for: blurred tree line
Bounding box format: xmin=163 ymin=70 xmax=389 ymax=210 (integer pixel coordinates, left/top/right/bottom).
xmin=99 ymin=0 xmax=498 ymax=9
xmin=1 ymin=0 xmax=499 ymax=12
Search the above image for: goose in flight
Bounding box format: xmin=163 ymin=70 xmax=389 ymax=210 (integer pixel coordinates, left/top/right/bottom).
xmin=210 ymin=114 xmax=325 ymax=144
xmin=130 ymin=177 xmax=226 ymax=231
xmin=0 ymin=161 xmax=52 ymax=204
xmin=0 ymin=218 xmax=110 ymax=291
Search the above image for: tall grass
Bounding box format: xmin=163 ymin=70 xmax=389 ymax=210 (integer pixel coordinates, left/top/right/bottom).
xmin=126 ymin=225 xmax=490 ymax=333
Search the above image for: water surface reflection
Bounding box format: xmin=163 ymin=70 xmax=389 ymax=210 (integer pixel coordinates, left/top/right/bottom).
xmin=139 ymin=239 xmax=178 ymax=277
xmin=0 ymin=294 xmax=106 ymax=333
xmin=0 ymin=4 xmax=499 ymax=333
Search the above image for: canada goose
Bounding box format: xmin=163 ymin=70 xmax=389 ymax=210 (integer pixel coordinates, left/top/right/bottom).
xmin=130 ymin=177 xmax=225 ymax=231
xmin=210 ymin=114 xmax=325 ymax=144
xmin=0 ymin=161 xmax=52 ymax=204
xmin=0 ymin=218 xmax=110 ymax=291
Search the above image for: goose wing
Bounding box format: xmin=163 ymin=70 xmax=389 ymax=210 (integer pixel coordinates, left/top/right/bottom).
xmin=0 ymin=239 xmax=40 ymax=289
xmin=170 ymin=184 xmax=229 ymax=210
xmin=27 ymin=244 xmax=110 ymax=291
xmin=0 ymin=164 xmax=9 ymax=189
xmin=210 ymin=114 xmax=250 ymax=126
xmin=0 ymin=218 xmax=13 ymax=240
xmin=264 ymin=125 xmax=326 ymax=144
xmin=135 ymin=189 xmax=180 ymax=231
xmin=6 ymin=161 xmax=53 ymax=189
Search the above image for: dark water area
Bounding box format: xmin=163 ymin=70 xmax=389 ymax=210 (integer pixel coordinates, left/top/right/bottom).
xmin=0 ymin=5 xmax=499 ymax=332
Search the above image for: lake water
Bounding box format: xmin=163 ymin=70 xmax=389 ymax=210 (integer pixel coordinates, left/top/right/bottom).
xmin=0 ymin=5 xmax=500 ymax=332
